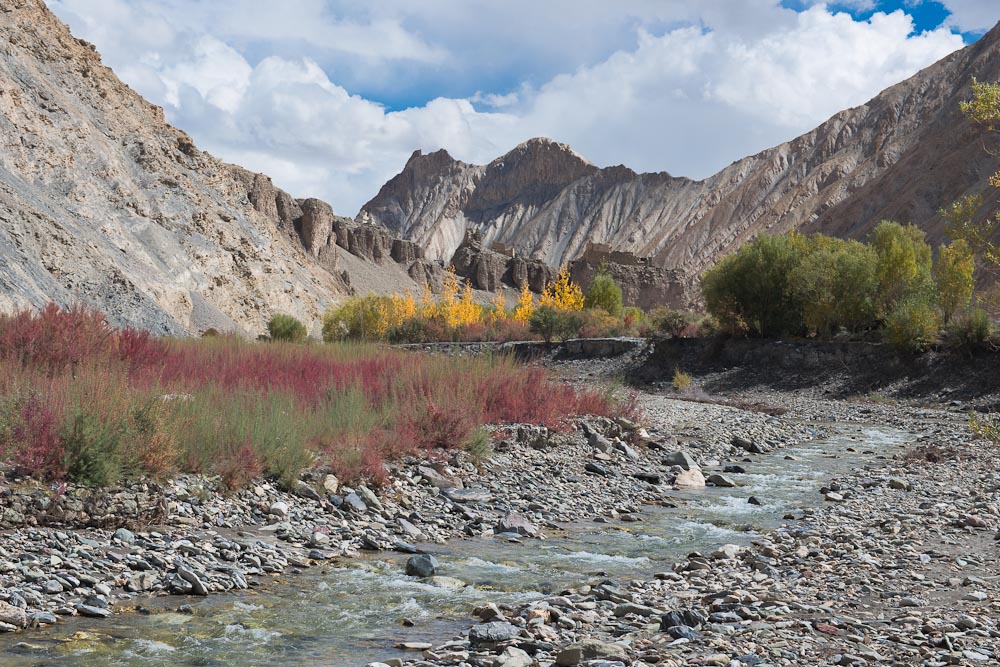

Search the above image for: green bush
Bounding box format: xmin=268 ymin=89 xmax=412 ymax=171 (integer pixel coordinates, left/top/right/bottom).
xmin=529 ymin=306 xmax=582 ymax=343
xmin=702 ymin=233 xmax=808 ymax=336
xmin=61 ymin=412 xmax=127 ymax=487
xmin=649 ymin=307 xmax=693 ymax=337
xmin=584 ymin=266 xmax=623 ymax=316
xmin=789 ymin=236 xmax=878 ymax=335
xmin=268 ymin=314 xmax=308 ymax=342
xmin=885 ymin=296 xmax=939 ymax=353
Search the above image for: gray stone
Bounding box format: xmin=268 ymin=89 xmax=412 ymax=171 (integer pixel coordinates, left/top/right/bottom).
xmin=469 ymin=621 xmax=520 ymax=645
xmin=661 ymin=609 xmax=707 ymax=629
xmin=555 ymin=639 xmax=628 ymax=665
xmin=707 ymin=473 xmax=738 ymax=488
xmin=444 ymin=488 xmax=492 ymax=503
xmin=495 ymin=512 xmax=538 ymax=537
xmin=343 ymin=492 xmax=368 ymax=513
xmin=268 ymin=501 xmax=289 ymax=517
xmin=417 ymin=466 xmax=463 ymax=490
xmin=674 ymin=468 xmax=705 ymax=488
xmin=113 ymin=528 xmax=136 ymax=544
xmin=405 ymin=554 xmax=439 ymax=578
xmin=588 ymin=432 xmax=613 ymax=453
xmin=663 ymin=451 xmax=698 ymax=470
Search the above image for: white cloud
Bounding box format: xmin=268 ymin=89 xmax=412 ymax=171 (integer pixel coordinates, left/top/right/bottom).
xmin=941 ymin=0 xmax=1000 ymax=32
xmin=46 ymin=1 xmax=966 ymax=215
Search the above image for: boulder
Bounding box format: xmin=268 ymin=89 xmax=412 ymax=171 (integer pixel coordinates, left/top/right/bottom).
xmin=674 ymin=468 xmax=706 ymax=488
xmin=405 ymin=554 xmax=438 ymax=578
xmin=555 ymin=639 xmax=628 ymax=665
xmin=469 ymin=621 xmax=520 ymax=645
xmin=495 ymin=512 xmax=538 ymax=537
xmin=663 ymin=451 xmax=698 ymax=470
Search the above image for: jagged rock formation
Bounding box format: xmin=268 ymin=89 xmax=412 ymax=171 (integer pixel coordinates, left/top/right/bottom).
xmin=0 ymin=0 xmax=441 ymax=335
xmin=362 ymin=24 xmax=1000 ymax=305
xmin=568 ymin=244 xmax=685 ymax=311
xmin=450 ymin=232 xmax=555 ymax=294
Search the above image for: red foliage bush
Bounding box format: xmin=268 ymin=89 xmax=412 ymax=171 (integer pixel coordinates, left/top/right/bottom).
xmin=0 ymin=303 xmax=635 ymax=488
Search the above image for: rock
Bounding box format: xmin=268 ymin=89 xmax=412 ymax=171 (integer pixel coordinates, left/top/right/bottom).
xmin=747 ymin=496 xmax=763 ymax=506
xmin=443 ymin=488 xmax=492 ymax=503
xmin=323 ymin=474 xmax=340 ymax=495
xmin=888 ymin=477 xmax=911 ymax=491
xmin=268 ymin=501 xmax=289 ymax=518
xmin=429 ymin=576 xmax=466 ymax=589
xmin=417 ymin=466 xmax=463 ymax=490
xmin=555 ymin=639 xmax=628 ymax=665
xmin=666 ymin=624 xmax=700 ymax=640
xmin=176 ymin=565 xmax=208 ymax=596
xmin=661 ymin=609 xmax=706 ymax=629
xmin=707 ymin=473 xmax=738 ymax=488
xmin=663 ymin=451 xmax=698 ymax=470
xmin=396 ymin=517 xmax=423 ymax=539
xmin=294 ymin=481 xmax=322 ymax=501
xmin=356 ymin=485 xmax=384 ymax=512
xmin=494 ymin=646 xmax=533 ymax=667
xmin=113 ymin=528 xmax=136 ymax=544
xmin=732 ymin=436 xmax=765 ymax=454
xmin=405 ymin=554 xmax=439 ymax=578
xmin=0 ymin=601 xmax=26 ymax=628
xmin=824 ymin=492 xmax=844 ymax=502
xmin=76 ymin=604 xmax=112 ymax=618
xmin=711 ymin=544 xmax=742 ymax=560
xmin=469 ymin=621 xmax=520 ymax=645
xmin=588 ymin=432 xmax=614 ymax=453
xmin=613 ymin=442 xmax=640 ymax=460
xmin=632 ymin=471 xmax=662 ymax=484
xmin=343 ymin=492 xmax=368 ymax=513
xmin=674 ymin=468 xmax=706 ymax=488
xmin=585 ymin=462 xmax=613 ymax=477
xmin=723 ymin=464 xmax=747 ymax=474
xmin=613 ymin=602 xmax=659 ymax=617
xmin=495 ymin=512 xmax=538 ymax=537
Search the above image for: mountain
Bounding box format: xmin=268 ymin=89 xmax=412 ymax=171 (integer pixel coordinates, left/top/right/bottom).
xmin=0 ymin=0 xmax=436 ymax=335
xmin=361 ymin=24 xmax=1000 ymax=305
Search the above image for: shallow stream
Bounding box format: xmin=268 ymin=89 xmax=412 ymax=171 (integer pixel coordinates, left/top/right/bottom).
xmin=1 ymin=424 xmax=912 ymax=667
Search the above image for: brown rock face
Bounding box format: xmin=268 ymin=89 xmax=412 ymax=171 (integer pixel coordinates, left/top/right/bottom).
xmin=361 ymin=25 xmax=1000 ymax=306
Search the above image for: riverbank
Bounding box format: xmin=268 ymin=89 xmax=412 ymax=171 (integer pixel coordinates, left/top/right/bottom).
xmin=0 ymin=343 xmax=997 ymax=667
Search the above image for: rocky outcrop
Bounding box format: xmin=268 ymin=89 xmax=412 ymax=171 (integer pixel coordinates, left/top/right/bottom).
xmin=569 ymin=259 xmax=685 ymax=311
xmin=449 ymin=232 xmax=554 ymax=293
xmin=361 ymin=24 xmax=1000 ymax=306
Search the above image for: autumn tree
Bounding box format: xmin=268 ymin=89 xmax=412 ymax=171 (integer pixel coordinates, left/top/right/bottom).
xmin=934 ymin=239 xmax=975 ymax=325
xmin=540 ymin=265 xmax=584 ymax=311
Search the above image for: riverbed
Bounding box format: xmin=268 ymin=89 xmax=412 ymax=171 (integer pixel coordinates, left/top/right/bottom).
xmin=3 ymin=424 xmax=912 ymax=667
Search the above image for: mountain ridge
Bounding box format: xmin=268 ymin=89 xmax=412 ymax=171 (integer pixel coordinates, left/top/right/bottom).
xmin=360 ymin=24 xmax=1000 ymax=304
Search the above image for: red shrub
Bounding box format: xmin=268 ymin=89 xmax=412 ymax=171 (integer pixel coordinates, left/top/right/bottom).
xmin=8 ymin=395 xmax=65 ymax=479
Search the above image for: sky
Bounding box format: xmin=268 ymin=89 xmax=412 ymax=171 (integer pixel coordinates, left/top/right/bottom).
xmin=48 ymin=1 xmax=999 ymax=216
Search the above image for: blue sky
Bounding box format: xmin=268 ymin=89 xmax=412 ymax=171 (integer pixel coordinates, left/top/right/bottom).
xmin=49 ymin=1 xmax=998 ymax=214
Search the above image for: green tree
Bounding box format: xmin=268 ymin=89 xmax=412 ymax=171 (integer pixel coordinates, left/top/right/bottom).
xmin=702 ymin=233 xmax=808 ymax=337
xmin=267 ymin=314 xmax=307 ymax=342
xmin=584 ymin=264 xmax=624 ymax=316
xmin=869 ymin=221 xmax=933 ymax=318
xmin=934 ymin=239 xmax=975 ymax=325
xmin=790 ymin=236 xmax=878 ymax=335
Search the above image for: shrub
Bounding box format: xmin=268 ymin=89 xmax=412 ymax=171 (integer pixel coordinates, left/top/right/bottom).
xmin=463 ymin=427 xmax=493 ymax=467
xmin=885 ymin=296 xmax=940 ymax=353
xmin=672 ymin=368 xmax=692 ymax=391
xmin=622 ymin=307 xmax=644 ymax=332
xmin=267 ymin=314 xmax=308 ymax=342
xmin=575 ymin=309 xmax=624 ymax=338
xmin=943 ymin=308 xmax=992 ymax=352
xmin=790 ymin=236 xmax=878 ymax=335
xmin=530 ymin=306 xmax=583 ymax=343
xmin=650 ymin=307 xmax=692 ymax=337
xmin=584 ymin=265 xmax=623 ymax=316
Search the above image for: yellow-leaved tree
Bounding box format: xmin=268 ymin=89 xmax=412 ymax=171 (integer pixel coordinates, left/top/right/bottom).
xmin=512 ymin=282 xmax=534 ymax=322
xmin=539 ymin=265 xmax=584 ymax=311
xmin=934 ymin=239 xmax=975 ymax=325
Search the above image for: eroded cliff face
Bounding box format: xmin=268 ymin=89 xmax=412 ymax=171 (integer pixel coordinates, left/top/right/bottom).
xmin=361 ymin=23 xmax=1000 ymax=306
xmin=0 ymin=0 xmax=441 ymax=335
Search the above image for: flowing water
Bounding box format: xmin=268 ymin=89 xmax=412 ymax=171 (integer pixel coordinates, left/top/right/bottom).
xmin=1 ymin=424 xmax=912 ymax=667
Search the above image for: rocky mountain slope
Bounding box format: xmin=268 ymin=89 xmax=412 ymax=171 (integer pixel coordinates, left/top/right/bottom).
xmin=361 ymin=23 xmax=1000 ymax=305
xmin=0 ymin=0 xmax=437 ymax=335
